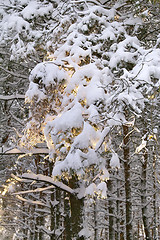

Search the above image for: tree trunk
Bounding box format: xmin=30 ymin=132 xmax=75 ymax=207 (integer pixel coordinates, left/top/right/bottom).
xmin=22 ymin=200 xmax=28 ymax=240
xmin=123 ymin=124 xmax=133 ymax=240
xmin=50 ymin=191 xmax=56 ymax=240
xmin=64 ymin=192 xmax=72 ymax=240
xmin=107 ymin=178 xmax=115 ymax=240
xmin=116 ymin=170 xmax=124 ymax=240
xmin=141 ymin=151 xmax=152 ymax=240
xmin=93 ymin=197 xmax=98 ymax=240
xmin=38 ymin=192 xmax=44 ymax=240
xmin=69 ymin=175 xmax=84 ymax=239
xmin=152 ymin=153 xmax=157 ymax=239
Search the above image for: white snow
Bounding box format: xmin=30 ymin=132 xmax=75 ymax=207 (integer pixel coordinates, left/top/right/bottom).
xmin=135 ymin=139 xmax=147 ymax=154
xmin=48 ymin=102 xmax=83 ymax=136
xmin=110 ymin=153 xmax=120 ymax=168
xmin=85 ymin=183 xmax=96 ymax=196
xmin=22 ymin=173 xmax=74 ymax=194
xmin=72 ymin=122 xmax=100 ymax=150
xmin=22 ymin=1 xmax=53 ymax=20
xmin=7 ymin=15 xmax=30 ymax=33
xmin=97 ymin=182 xmax=107 ymax=198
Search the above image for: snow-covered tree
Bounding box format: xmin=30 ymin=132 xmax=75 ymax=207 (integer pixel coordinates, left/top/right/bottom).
xmin=0 ymin=0 xmax=160 ymax=239
xmin=20 ymin=1 xmax=160 ymax=239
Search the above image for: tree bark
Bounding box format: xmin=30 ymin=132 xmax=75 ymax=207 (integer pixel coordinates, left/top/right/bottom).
xmin=115 ymin=170 xmax=125 ymax=240
xmin=50 ymin=192 xmax=56 ymax=240
xmin=69 ymin=175 xmax=84 ymax=239
xmin=107 ymin=178 xmax=115 ymax=240
xmin=141 ymin=151 xmax=152 ymax=240
xmin=152 ymin=153 xmax=157 ymax=239
xmin=64 ymin=192 xmax=72 ymax=240
xmin=93 ymin=197 xmax=98 ymax=240
xmin=49 ymin=162 xmax=56 ymax=240
xmin=123 ymin=125 xmax=133 ymax=240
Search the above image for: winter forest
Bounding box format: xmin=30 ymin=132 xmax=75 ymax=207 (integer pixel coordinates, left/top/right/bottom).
xmin=0 ymin=0 xmax=160 ymax=239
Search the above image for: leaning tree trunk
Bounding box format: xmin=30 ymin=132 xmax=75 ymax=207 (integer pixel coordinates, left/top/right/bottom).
xmin=123 ymin=124 xmax=133 ymax=240
xmin=69 ymin=175 xmax=84 ymax=239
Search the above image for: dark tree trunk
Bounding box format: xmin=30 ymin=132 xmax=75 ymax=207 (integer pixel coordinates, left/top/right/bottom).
xmin=123 ymin=124 xmax=133 ymax=240
xmin=22 ymin=200 xmax=28 ymax=240
xmin=107 ymin=178 xmax=115 ymax=240
xmin=38 ymin=192 xmax=44 ymax=240
xmin=64 ymin=192 xmax=72 ymax=240
xmin=50 ymin=191 xmax=56 ymax=240
xmin=152 ymin=153 xmax=157 ymax=239
xmin=49 ymin=162 xmax=56 ymax=240
xmin=141 ymin=150 xmax=152 ymax=240
xmin=93 ymin=197 xmax=98 ymax=240
xmin=69 ymin=175 xmax=84 ymax=239
xmin=115 ymin=170 xmax=125 ymax=240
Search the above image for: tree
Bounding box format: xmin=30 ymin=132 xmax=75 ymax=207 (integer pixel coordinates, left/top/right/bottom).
xmin=0 ymin=0 xmax=160 ymax=239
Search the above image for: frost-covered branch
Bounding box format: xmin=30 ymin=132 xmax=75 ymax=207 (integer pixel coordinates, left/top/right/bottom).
xmin=0 ymin=66 xmax=28 ymax=79
xmin=16 ymin=195 xmax=49 ymax=207
xmin=12 ymin=186 xmax=55 ymax=195
xmin=0 ymin=147 xmax=49 ymax=155
xmin=21 ymin=173 xmax=75 ymax=195
xmin=0 ymin=94 xmax=25 ymax=100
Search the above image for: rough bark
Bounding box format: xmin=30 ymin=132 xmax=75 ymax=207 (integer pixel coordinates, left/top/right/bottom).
xmin=50 ymin=191 xmax=56 ymax=240
xmin=93 ymin=197 xmax=98 ymax=240
xmin=64 ymin=193 xmax=72 ymax=240
xmin=115 ymin=171 xmax=125 ymax=240
xmin=152 ymin=153 xmax=157 ymax=239
xmin=107 ymin=178 xmax=115 ymax=240
xmin=141 ymin=151 xmax=152 ymax=240
xmin=49 ymin=162 xmax=56 ymax=240
xmin=123 ymin=124 xmax=133 ymax=240
xmin=69 ymin=175 xmax=84 ymax=239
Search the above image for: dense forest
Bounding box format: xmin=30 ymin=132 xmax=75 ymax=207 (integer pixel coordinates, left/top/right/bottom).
xmin=0 ymin=0 xmax=160 ymax=239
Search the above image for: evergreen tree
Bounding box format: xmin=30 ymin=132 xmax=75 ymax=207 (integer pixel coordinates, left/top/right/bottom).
xmin=0 ymin=0 xmax=159 ymax=239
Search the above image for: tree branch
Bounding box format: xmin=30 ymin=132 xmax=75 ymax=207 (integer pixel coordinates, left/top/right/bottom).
xmin=0 ymin=94 xmax=25 ymax=100
xmin=20 ymin=173 xmax=75 ymax=195
xmin=0 ymin=66 xmax=28 ymax=79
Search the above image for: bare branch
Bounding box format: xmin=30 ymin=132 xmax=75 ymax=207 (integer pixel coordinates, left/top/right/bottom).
xmin=12 ymin=186 xmax=55 ymax=195
xmin=21 ymin=173 xmax=75 ymax=195
xmin=0 ymin=94 xmax=25 ymax=100
xmin=0 ymin=66 xmax=28 ymax=79
xmin=0 ymin=147 xmax=49 ymax=155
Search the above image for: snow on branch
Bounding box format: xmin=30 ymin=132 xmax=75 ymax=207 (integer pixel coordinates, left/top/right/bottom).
xmin=0 ymin=147 xmax=49 ymax=155
xmin=12 ymin=186 xmax=55 ymax=195
xmin=0 ymin=94 xmax=25 ymax=100
xmin=38 ymin=225 xmax=65 ymax=237
xmin=21 ymin=173 xmax=75 ymax=195
xmin=0 ymin=66 xmax=28 ymax=79
xmin=16 ymin=195 xmax=49 ymax=207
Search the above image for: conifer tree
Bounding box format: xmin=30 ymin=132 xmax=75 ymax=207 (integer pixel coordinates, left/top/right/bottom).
xmin=0 ymin=1 xmax=160 ymax=239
